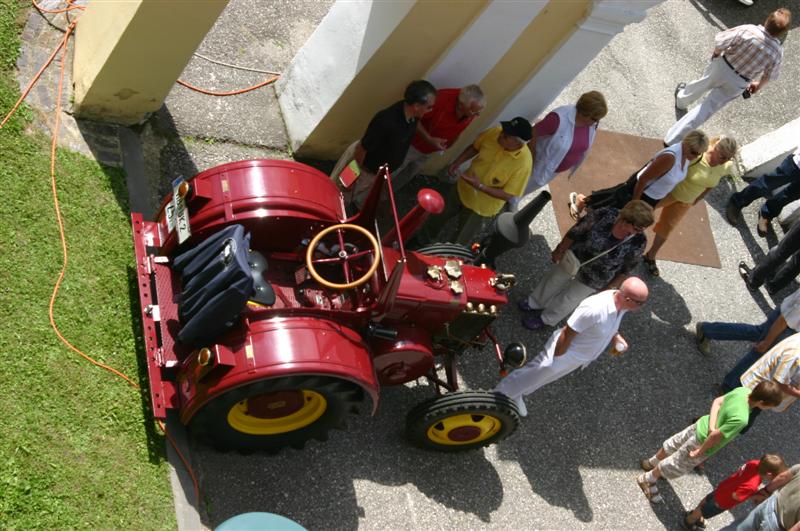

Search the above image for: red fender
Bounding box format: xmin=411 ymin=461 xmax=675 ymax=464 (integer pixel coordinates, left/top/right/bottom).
xmin=177 ymin=317 xmax=379 ymax=424
xmin=156 ymin=159 xmax=346 ymax=255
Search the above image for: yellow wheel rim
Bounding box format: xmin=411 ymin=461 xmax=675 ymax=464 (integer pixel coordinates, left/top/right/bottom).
xmin=426 ymin=413 xmax=502 ymax=446
xmin=227 ymin=390 xmax=327 ymax=435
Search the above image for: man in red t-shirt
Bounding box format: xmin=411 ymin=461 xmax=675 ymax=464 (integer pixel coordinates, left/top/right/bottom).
xmin=683 ymin=454 xmax=787 ymax=530
xmin=391 ymin=84 xmax=485 ymax=192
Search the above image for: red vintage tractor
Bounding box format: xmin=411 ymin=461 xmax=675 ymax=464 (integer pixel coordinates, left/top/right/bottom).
xmin=131 ymin=159 xmax=527 ymax=453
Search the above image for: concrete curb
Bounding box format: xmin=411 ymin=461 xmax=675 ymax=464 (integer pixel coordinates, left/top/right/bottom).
xmin=734 ymin=116 xmax=800 ymax=228
xmin=166 ymin=413 xmax=208 ymax=531
xmin=736 ymin=116 xmax=799 ymax=177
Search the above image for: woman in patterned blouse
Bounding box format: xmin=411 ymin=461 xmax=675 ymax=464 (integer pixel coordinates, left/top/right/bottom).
xmin=518 ymin=200 xmax=655 ymax=330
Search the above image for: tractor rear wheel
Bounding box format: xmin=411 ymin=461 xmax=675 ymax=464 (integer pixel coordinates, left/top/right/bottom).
xmin=415 ymin=243 xmax=477 ymax=263
xmin=405 ymin=391 xmax=520 ymax=452
xmin=189 ymin=375 xmax=364 ymax=452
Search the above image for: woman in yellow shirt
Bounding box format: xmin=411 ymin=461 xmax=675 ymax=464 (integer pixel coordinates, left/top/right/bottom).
xmin=643 ymin=136 xmax=738 ymax=276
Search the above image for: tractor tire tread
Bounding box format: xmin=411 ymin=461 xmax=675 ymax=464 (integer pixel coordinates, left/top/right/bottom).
xmin=415 ymin=242 xmax=478 ymax=263
xmin=405 ymin=390 xmax=520 ymax=452
xmin=189 ymin=374 xmax=364 ymax=454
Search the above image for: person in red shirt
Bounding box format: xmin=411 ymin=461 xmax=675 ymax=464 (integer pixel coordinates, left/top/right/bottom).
xmin=683 ymin=454 xmax=787 ymax=530
xmin=391 ymin=85 xmax=485 ymax=192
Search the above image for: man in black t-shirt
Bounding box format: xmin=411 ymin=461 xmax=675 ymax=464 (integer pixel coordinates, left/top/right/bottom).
xmin=344 ymin=80 xmax=436 ymax=209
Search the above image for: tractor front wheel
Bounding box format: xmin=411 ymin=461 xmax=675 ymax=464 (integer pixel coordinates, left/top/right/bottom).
xmin=189 ymin=375 xmax=364 ymax=453
xmin=405 ymin=391 xmax=520 ymax=452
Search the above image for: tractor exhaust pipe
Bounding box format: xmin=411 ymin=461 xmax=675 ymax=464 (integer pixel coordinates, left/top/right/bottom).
xmin=477 ymin=191 xmax=551 ymax=267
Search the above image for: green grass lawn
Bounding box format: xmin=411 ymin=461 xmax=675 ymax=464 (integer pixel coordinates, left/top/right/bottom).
xmin=0 ymin=2 xmax=175 ymax=528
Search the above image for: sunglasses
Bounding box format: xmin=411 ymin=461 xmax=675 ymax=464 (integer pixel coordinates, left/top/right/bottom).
xmin=628 ymin=221 xmax=647 ymax=233
xmin=624 ymin=296 xmax=647 ymax=306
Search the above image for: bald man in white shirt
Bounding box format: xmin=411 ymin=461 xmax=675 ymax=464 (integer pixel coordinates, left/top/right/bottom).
xmin=496 ymin=276 xmax=648 ymax=417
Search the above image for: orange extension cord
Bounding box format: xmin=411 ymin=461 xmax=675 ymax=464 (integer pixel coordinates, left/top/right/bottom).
xmin=0 ymin=0 xmax=205 ymax=507
xmin=176 ymin=74 xmax=279 ymax=96
xmin=31 ymin=0 xmax=84 ymax=15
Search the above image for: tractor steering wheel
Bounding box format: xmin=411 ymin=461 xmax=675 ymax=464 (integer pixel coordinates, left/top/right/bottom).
xmin=305 ymin=223 xmax=381 ymax=290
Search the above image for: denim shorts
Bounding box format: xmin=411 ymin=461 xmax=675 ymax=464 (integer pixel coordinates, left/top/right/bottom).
xmin=700 ymin=491 xmax=726 ymax=519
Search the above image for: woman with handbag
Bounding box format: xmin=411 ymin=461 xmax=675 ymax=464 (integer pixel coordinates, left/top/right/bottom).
xmin=568 ymin=130 xmax=709 ymax=217
xmin=641 ymin=136 xmax=738 ymax=276
xmin=518 ymin=200 xmax=655 ymax=330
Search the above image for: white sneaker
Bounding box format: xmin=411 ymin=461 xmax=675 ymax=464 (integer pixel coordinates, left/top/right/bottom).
xmin=513 ymin=395 xmax=528 ymax=417
xmin=738 ymin=0 xmax=754 ymax=5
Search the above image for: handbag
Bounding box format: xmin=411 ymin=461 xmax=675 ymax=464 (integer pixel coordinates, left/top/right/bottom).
xmin=559 ymin=249 xmax=582 ymax=277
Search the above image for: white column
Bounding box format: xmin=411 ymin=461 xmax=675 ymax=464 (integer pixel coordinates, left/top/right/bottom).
xmin=276 ymin=0 xmax=416 ymax=152
xmin=427 ymin=1 xmax=546 ymax=89
xmin=489 ymin=0 xmax=662 ymax=124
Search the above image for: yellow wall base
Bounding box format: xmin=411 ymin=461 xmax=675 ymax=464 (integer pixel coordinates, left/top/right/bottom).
xmin=72 ymin=0 xmax=228 ymax=125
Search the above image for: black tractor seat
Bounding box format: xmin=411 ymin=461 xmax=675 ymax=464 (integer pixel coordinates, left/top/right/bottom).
xmin=171 ymin=225 xmax=274 ymax=347
xmin=247 ymin=249 xmax=275 ymax=307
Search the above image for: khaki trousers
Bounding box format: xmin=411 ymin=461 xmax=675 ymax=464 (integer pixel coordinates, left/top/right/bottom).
xmin=527 ymin=262 xmax=596 ymax=326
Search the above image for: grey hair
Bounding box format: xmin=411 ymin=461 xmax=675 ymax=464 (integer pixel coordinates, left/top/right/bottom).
xmin=458 ymin=84 xmax=485 ymax=106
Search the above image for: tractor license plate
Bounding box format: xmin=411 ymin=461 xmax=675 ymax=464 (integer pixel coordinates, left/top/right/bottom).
xmin=166 ymin=177 xmax=191 ymax=244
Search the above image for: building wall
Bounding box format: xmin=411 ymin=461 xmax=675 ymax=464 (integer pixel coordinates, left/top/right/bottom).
xmin=431 ymin=0 xmax=593 ymax=170
xmin=277 ymin=0 xmax=632 ymax=161
xmin=73 ymin=0 xmax=228 ymax=125
xmin=278 ymin=0 xmax=489 ymax=158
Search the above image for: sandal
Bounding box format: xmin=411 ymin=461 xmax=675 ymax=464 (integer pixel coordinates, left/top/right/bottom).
xmin=643 ymin=256 xmax=660 ymax=277
xmin=683 ymin=512 xmax=703 ymax=531
xmin=636 ymin=474 xmax=662 ymax=503
xmin=568 ymin=192 xmax=583 ymax=221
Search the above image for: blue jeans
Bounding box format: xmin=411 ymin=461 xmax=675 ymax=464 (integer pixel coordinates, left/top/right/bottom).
xmin=702 ymin=308 xmax=780 ymax=343
xmin=719 ymin=493 xmax=780 ymax=531
xmin=701 ymin=309 xmax=787 ymax=390
xmin=731 ymin=153 xmax=800 ymax=220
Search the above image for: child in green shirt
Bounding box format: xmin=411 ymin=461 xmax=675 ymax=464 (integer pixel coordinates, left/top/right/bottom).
xmin=635 ymin=381 xmax=783 ymax=503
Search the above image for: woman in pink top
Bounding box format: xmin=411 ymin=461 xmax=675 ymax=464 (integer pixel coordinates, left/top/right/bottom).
xmin=512 ymin=92 xmax=607 ymax=210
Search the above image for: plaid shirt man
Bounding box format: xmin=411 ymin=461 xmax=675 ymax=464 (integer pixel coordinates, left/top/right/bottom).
xmin=715 ymin=24 xmax=783 ymax=82
xmin=741 ymin=333 xmax=800 ymax=412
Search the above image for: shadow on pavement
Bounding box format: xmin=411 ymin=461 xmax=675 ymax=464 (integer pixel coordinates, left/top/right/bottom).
xmin=192 ymin=383 xmax=506 ymax=528
xmin=646 ymin=273 xmax=693 ymax=326
xmin=150 ymin=105 xmax=201 ymax=204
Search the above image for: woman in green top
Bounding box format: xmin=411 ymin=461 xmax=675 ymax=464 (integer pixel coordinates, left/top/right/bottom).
xmin=642 ymin=136 xmax=738 ymax=276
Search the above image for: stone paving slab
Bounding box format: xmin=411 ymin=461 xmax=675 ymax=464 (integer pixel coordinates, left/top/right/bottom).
xmin=16 ymin=5 xmax=122 ymax=167
xmin=163 ymin=82 xmax=287 ymax=149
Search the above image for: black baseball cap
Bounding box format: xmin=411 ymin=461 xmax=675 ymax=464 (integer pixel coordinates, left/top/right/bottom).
xmin=500 ymin=117 xmax=533 ymax=141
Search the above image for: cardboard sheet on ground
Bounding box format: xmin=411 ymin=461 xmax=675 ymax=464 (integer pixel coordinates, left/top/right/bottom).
xmin=547 ymin=130 xmax=721 ymax=269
